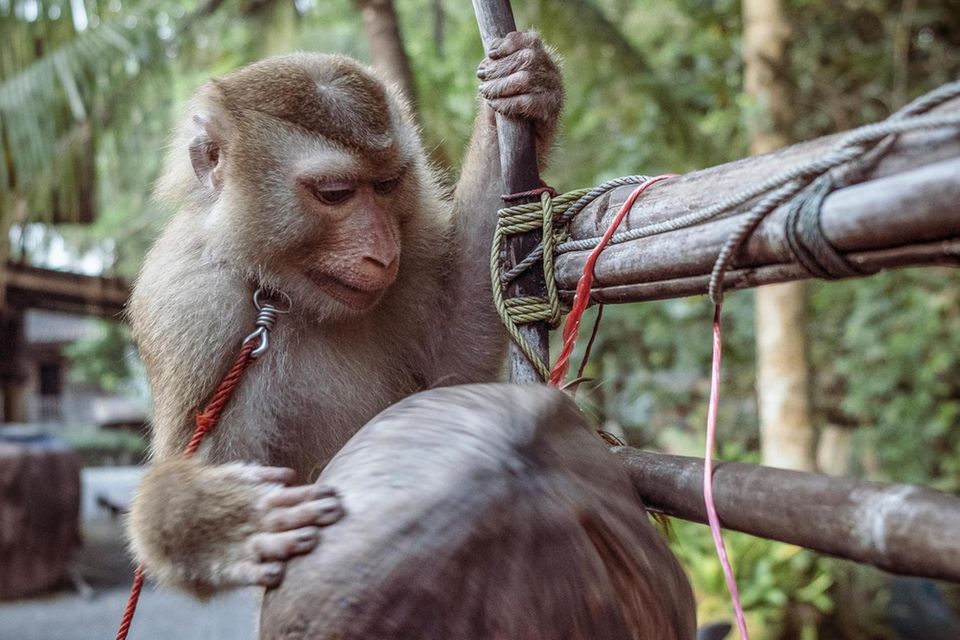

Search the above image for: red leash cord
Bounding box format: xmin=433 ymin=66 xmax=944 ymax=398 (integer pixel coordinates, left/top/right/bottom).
xmin=548 ymin=176 xmax=750 ymax=639
xmin=114 ymin=566 xmax=145 ymax=640
xmin=115 ymin=287 xmax=287 ymax=640
xmin=116 ymin=339 xmax=257 ymax=640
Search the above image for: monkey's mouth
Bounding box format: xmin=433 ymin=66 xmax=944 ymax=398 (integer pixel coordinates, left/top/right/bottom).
xmin=308 ymin=271 xmax=390 ymax=312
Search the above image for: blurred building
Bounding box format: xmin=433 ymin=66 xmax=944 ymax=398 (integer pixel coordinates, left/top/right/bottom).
xmin=0 ymin=261 xmax=136 ymax=429
xmin=19 ymin=310 xmax=144 ymax=428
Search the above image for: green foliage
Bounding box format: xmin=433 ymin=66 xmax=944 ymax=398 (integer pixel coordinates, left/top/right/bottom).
xmin=810 ymin=268 xmax=960 ymax=490
xmin=525 ymin=0 xmax=747 ymax=185
xmin=61 ymin=428 xmax=148 ymax=466
xmin=63 ymin=320 xmax=134 ymax=392
xmin=567 ymin=293 xmax=759 ymax=456
xmin=671 ymin=520 xmax=835 ymax=639
xmin=0 ymin=0 xmax=189 ymax=223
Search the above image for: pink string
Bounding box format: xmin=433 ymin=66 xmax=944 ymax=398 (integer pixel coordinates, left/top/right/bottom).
xmin=704 ymin=303 xmax=749 ymax=639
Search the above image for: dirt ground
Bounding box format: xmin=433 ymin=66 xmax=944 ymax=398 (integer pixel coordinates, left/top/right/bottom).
xmin=0 ymin=468 xmax=259 ymax=640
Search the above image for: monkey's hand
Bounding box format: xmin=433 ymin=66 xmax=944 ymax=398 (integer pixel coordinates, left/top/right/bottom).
xmin=128 ymin=458 xmax=343 ymax=598
xmin=477 ymin=31 xmax=564 ymax=145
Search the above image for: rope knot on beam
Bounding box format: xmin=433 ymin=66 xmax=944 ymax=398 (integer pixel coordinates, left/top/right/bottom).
xmin=492 ymin=189 xmax=587 ymax=379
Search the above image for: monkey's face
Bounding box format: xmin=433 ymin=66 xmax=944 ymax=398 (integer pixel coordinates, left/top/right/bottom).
xmin=286 ymin=146 xmax=409 ymax=314
xmin=182 ymin=54 xmax=422 ymax=320
xmin=222 ymin=127 xmax=414 ymax=319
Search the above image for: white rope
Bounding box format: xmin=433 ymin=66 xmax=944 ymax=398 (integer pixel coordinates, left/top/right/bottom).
xmin=556 ymin=80 xmax=960 ymax=257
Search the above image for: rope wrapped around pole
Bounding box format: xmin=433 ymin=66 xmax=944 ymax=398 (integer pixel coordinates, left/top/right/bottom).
xmin=471 ymin=0 xmax=549 ymax=384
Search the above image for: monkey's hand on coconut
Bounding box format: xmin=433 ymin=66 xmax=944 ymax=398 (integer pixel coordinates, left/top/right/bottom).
xmin=476 ymin=31 xmax=564 ymax=153
xmin=128 ymin=458 xmax=344 ymax=598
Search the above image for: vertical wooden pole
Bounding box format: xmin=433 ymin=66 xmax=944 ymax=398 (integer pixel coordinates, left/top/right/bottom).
xmin=471 ymin=0 xmax=549 ymax=384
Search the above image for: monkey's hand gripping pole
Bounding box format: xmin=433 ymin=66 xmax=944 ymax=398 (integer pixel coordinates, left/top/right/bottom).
xmin=472 ymin=0 xmax=550 ymax=384
xmin=115 ymin=288 xmax=289 ymax=640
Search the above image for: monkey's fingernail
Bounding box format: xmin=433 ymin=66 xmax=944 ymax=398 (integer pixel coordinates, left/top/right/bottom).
xmin=297 ymin=530 xmax=317 ymax=543
xmin=316 ymin=504 xmax=344 ymax=525
xmin=310 ymin=485 xmax=337 ymax=498
xmin=488 ymin=38 xmax=504 ymax=52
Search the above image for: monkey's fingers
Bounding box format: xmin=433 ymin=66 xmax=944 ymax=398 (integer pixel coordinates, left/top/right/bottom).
xmin=480 ymin=73 xmax=536 ymax=101
xmin=478 ymin=49 xmax=563 ymax=121
xmin=259 ymin=484 xmax=338 ymax=509
xmin=486 ymin=31 xmax=541 ymax=60
xmin=223 ymin=560 xmax=286 ymax=590
xmin=262 ymin=496 xmax=344 ymax=532
xmin=477 ymin=48 xmax=534 ymax=81
xmin=483 ymin=91 xmax=564 ymax=124
xmin=249 ymin=526 xmax=322 ymax=561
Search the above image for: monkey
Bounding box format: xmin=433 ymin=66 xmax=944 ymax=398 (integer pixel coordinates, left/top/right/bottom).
xmin=260 ymin=383 xmax=697 ymax=639
xmin=126 ymin=31 xmax=564 ymax=598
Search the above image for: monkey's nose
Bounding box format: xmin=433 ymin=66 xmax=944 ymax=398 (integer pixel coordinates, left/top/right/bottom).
xmin=358 ymin=256 xmax=399 ymax=288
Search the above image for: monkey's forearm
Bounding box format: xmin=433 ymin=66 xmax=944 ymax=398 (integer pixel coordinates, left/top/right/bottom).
xmin=128 ymin=458 xmax=343 ymax=598
xmin=453 ymin=29 xmax=564 ymax=259
xmin=432 ymin=34 xmax=564 ymax=381
xmin=453 ymin=104 xmax=505 ymax=263
xmin=128 ymin=458 xmax=261 ymax=598
xmin=451 ymin=98 xmax=559 ymax=278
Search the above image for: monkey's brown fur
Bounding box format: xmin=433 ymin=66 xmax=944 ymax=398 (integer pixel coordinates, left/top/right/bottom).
xmin=128 ymin=33 xmax=564 ymax=596
xmin=260 ymin=384 xmax=697 ymax=639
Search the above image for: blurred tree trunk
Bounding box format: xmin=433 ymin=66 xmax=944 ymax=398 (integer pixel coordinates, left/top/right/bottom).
xmin=431 ymin=0 xmax=446 ymax=56
xmin=817 ymin=425 xmax=853 ymax=475
xmin=0 ymin=194 xmax=11 ymax=308
xmin=351 ymin=0 xmax=452 ymax=171
xmin=353 ymin=0 xmax=418 ymax=108
xmin=245 ymin=0 xmax=298 ymax=57
xmin=0 ymin=309 xmax=28 ymax=422
xmin=743 ymin=0 xmax=816 ymax=472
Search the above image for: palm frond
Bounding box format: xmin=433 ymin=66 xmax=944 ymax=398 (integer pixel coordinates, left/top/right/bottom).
xmin=0 ymin=0 xmax=221 ymax=222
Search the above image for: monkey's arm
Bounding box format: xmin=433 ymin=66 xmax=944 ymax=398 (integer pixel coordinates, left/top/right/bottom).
xmin=432 ymin=32 xmax=564 ymax=381
xmin=128 ymin=459 xmax=341 ymax=597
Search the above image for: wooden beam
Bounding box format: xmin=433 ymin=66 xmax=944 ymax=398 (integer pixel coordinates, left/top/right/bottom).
xmin=3 ymin=262 xmax=129 ymax=319
xmin=471 ymin=0 xmax=548 ymax=383
xmin=556 ymin=99 xmax=960 ymax=304
xmin=616 ymin=448 xmax=960 ymax=582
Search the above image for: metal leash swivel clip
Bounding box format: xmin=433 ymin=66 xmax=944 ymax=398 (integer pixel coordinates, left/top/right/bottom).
xmin=243 ymin=288 xmax=292 ymax=358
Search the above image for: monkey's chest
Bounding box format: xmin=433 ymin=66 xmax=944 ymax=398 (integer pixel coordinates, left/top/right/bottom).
xmin=257 ymin=332 xmax=421 ymax=475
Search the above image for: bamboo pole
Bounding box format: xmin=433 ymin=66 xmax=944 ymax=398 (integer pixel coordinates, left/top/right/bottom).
xmin=555 ymin=99 xmax=960 ymax=304
xmin=616 ymin=448 xmax=960 ymax=582
xmin=471 ymin=0 xmax=548 ymax=383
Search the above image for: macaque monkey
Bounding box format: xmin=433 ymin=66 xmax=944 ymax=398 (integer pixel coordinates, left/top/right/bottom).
xmin=260 ymin=383 xmax=697 ymax=639
xmin=128 ymin=32 xmax=564 ymax=597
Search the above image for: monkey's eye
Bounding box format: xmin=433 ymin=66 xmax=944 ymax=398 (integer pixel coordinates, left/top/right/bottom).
xmin=312 ymin=187 xmax=355 ymax=205
xmin=373 ymin=177 xmax=401 ymax=195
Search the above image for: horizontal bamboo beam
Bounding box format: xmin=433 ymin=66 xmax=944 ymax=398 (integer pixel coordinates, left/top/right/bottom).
xmin=615 ymin=448 xmax=960 ymax=582
xmin=556 ymin=98 xmax=960 ymax=304
xmin=3 ymin=261 xmax=129 ymax=319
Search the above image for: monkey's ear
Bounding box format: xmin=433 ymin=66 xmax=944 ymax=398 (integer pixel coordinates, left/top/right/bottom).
xmin=188 ymin=115 xmax=226 ymax=192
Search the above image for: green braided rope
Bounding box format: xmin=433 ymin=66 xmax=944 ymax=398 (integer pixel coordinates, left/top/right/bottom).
xmin=491 ymin=188 xmax=591 ymax=380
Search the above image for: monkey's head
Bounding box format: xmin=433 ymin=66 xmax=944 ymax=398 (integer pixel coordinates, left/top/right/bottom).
xmin=160 ymin=54 xmax=431 ymax=320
